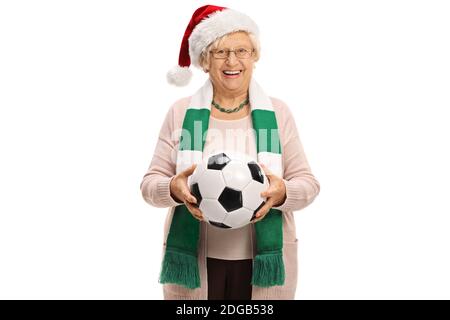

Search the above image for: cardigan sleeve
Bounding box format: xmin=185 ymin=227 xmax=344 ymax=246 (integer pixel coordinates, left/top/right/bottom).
xmin=140 ymin=99 xmax=185 ymax=208
xmin=271 ymin=98 xmax=321 ymax=212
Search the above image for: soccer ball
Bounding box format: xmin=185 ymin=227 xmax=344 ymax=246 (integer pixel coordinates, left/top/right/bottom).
xmin=188 ymin=152 xmax=269 ymax=229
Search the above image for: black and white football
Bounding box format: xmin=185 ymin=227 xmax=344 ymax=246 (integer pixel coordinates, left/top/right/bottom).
xmin=188 ymin=152 xmax=269 ymax=229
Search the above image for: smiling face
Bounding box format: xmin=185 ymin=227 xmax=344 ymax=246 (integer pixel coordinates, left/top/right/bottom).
xmin=202 ymin=31 xmax=258 ymax=95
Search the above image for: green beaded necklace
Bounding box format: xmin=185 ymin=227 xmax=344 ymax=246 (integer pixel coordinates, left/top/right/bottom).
xmin=211 ymin=97 xmax=249 ymax=114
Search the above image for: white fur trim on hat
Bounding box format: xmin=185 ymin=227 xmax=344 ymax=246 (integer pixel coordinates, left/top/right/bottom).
xmin=166 ymin=65 xmax=193 ymax=86
xmin=188 ymin=9 xmax=259 ymax=68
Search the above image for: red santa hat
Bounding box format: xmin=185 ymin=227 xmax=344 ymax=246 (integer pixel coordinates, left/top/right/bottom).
xmin=167 ymin=4 xmax=260 ymax=86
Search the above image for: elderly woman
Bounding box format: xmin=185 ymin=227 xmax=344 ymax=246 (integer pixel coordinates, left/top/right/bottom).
xmin=140 ymin=5 xmax=320 ymax=300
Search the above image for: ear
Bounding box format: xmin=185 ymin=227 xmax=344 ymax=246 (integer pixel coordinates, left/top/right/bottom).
xmin=201 ymin=58 xmax=211 ymax=74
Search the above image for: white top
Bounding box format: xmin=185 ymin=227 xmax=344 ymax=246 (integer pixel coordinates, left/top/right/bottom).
xmin=203 ymin=114 xmax=257 ymax=260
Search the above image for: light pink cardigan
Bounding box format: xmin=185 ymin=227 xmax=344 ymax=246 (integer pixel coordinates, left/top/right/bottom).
xmin=140 ymin=96 xmax=320 ymax=299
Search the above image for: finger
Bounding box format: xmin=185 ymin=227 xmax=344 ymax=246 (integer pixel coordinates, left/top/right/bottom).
xmin=182 ymin=190 xmax=197 ymax=205
xmin=252 ymin=208 xmax=269 ymax=223
xmin=252 ymin=215 xmax=265 ymax=223
xmin=186 ymin=200 xmax=201 ymax=213
xmin=182 ymin=164 xmax=197 ymax=177
xmin=254 ymin=201 xmax=272 ymax=219
xmin=186 ymin=201 xmax=200 ymax=213
xmin=260 ymin=186 xmax=275 ymax=198
xmin=186 ymin=202 xmax=203 ymax=221
xmin=261 ymin=182 xmax=284 ymax=197
xmin=256 ymin=197 xmax=276 ymax=217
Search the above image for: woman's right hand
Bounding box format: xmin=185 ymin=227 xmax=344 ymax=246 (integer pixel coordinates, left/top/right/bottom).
xmin=169 ymin=164 xmax=204 ymax=221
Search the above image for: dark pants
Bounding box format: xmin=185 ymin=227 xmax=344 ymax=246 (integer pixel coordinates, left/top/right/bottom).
xmin=207 ymin=257 xmax=253 ymax=300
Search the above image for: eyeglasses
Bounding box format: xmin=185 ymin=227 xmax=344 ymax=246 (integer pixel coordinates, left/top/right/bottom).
xmin=210 ymin=47 xmax=255 ymax=59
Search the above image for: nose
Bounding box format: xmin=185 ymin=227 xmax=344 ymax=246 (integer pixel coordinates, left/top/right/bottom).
xmin=225 ymin=51 xmax=238 ymax=65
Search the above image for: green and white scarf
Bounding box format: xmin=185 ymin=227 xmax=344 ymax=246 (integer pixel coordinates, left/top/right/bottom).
xmin=159 ymin=78 xmax=285 ymax=289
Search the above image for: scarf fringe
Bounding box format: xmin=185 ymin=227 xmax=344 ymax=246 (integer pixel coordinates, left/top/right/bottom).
xmin=159 ymin=249 xmax=200 ymax=289
xmin=251 ymin=252 xmax=285 ymax=287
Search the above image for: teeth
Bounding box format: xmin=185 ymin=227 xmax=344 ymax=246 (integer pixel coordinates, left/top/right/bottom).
xmin=223 ymin=70 xmax=241 ymax=75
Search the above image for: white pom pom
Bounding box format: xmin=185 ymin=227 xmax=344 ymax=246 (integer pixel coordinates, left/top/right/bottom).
xmin=166 ymin=65 xmax=192 ymax=86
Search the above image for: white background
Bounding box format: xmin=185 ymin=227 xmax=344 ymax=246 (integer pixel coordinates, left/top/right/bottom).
xmin=1 ymin=0 xmax=449 ymax=299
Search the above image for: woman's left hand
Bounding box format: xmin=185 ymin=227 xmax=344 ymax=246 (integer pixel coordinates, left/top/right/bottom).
xmin=252 ymin=163 xmax=287 ymax=223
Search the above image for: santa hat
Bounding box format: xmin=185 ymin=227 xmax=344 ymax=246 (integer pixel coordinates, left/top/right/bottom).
xmin=167 ymin=5 xmax=260 ymax=86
